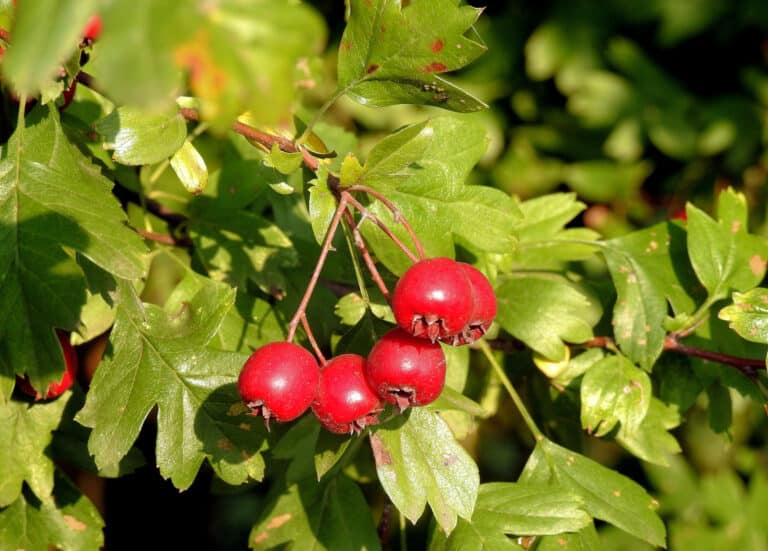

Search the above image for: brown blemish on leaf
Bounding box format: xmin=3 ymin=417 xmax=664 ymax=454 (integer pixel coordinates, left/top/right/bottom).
xmin=253 ymin=532 xmax=269 ymax=544
xmin=731 ymin=220 xmax=742 ymax=233
xmin=613 ymin=489 xmax=621 ymax=497
xmin=63 ymin=515 xmax=87 ymax=531
xmin=566 ymin=455 xmax=575 ymax=466
xmin=557 ymin=538 xmax=567 ymax=546
xmin=366 ymin=64 xmax=380 ymax=74
xmin=431 ymin=38 xmax=444 ymax=53
xmin=749 ymin=255 xmax=766 ymax=276
xmin=217 ymin=438 xmax=235 ymax=451
xmin=174 ymin=30 xmax=229 ymax=100
xmin=340 ymin=41 xmax=352 ymax=51
xmin=442 ymin=453 xmax=458 ymax=466
xmin=267 ymin=514 xmax=291 ymax=529
xmin=421 ymin=62 xmax=447 ymax=73
xmin=650 ymin=498 xmax=660 ymax=509
xmin=369 ymin=433 xmax=392 ymax=466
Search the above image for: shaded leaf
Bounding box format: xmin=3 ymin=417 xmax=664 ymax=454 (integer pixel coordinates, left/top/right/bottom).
xmin=0 ymin=396 xmax=68 ymax=506
xmin=0 ymin=106 xmax=146 ymax=391
xmin=76 ymin=277 xmax=266 ymax=489
xmin=250 ymin=475 xmax=381 ymax=551
xmin=0 ymin=473 xmax=104 ymax=551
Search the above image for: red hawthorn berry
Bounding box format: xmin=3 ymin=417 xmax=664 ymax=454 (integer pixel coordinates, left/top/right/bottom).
xmin=312 ymin=354 xmax=383 ymax=435
xmin=391 ymin=257 xmax=473 ymax=341
xmin=366 ymin=328 xmax=446 ymax=410
xmin=82 ymin=15 xmax=102 ymax=42
xmin=446 ymin=263 xmax=497 ymax=346
xmin=238 ymin=342 xmax=320 ymax=426
xmin=17 ymin=331 xmax=78 ymax=400
xmin=670 ymin=208 xmax=687 ymax=222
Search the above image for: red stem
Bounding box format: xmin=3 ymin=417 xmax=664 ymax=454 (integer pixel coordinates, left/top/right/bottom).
xmin=342 ymin=207 xmax=391 ymax=300
xmin=300 ymin=313 xmax=326 ymax=365
xmin=582 ymin=335 xmax=763 ymax=380
xmin=286 ymin=194 xmax=349 ymax=342
xmin=343 ymin=192 xmax=419 ymax=264
xmin=346 ymin=184 xmax=426 ymax=260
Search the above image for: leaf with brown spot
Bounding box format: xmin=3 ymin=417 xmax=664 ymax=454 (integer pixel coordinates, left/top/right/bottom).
xmin=338 ymin=0 xmax=487 ymax=112
xmin=0 ymin=473 xmax=104 ymax=550
xmin=720 ymin=288 xmax=768 ymax=346
xmin=250 ymin=476 xmax=381 ymax=550
xmin=370 ymin=408 xmax=479 ymax=534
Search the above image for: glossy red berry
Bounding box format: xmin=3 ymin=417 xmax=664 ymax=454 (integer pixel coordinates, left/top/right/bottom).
xmin=448 ymin=263 xmax=497 ymax=346
xmin=82 ymin=15 xmax=103 ymax=42
xmin=391 ymin=257 xmax=473 ymax=341
xmin=238 ymin=342 xmax=319 ymax=425
xmin=366 ymin=328 xmax=446 ymax=410
xmin=312 ymin=354 xmax=382 ymax=435
xmin=17 ymin=331 xmax=78 ymax=400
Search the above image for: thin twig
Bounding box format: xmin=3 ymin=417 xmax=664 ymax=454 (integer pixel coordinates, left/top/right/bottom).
xmin=133 ymin=228 xmax=190 ymax=247
xmin=300 ymin=313 xmax=326 ymax=365
xmin=346 ymin=184 xmax=426 ymax=260
xmin=286 ymin=195 xmax=349 ymax=342
xmin=343 ymin=192 xmax=419 ymax=263
xmin=342 ymin=208 xmax=391 ymax=300
xmin=582 ymin=335 xmax=763 ymax=380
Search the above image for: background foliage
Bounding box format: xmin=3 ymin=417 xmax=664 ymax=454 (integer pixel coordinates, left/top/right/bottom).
xmin=3 ymin=0 xmax=768 ymax=549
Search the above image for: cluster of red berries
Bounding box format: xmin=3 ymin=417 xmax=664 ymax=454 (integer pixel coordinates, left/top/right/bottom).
xmin=238 ymin=257 xmax=497 ymax=435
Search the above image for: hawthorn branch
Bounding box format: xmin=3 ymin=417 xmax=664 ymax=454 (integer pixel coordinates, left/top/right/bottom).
xmin=133 ymin=228 xmax=190 ymax=247
xmin=582 ymin=335 xmax=764 ymax=380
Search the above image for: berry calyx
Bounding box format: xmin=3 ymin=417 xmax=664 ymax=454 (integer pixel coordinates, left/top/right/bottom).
xmin=17 ymin=331 xmax=78 ymax=400
xmin=448 ymin=263 xmax=497 ymax=345
xmin=366 ymin=328 xmax=446 ymax=410
xmin=238 ymin=342 xmax=319 ymax=426
xmin=391 ymin=257 xmax=473 ymax=341
xmin=312 ymin=354 xmax=382 ymax=435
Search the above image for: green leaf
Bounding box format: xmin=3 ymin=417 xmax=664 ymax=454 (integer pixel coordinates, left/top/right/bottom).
xmin=2 ymin=0 xmax=95 ymax=97
xmin=334 ymin=291 xmax=394 ymax=327
xmin=250 ymin=476 xmax=381 ymax=551
xmin=602 ymin=222 xmax=698 ymax=370
xmin=0 ymin=106 xmax=146 ymax=390
xmin=580 ymin=354 xmax=651 ymax=437
xmin=266 ymin=143 xmax=304 ymax=175
xmin=536 ymin=523 xmax=602 ymax=551
xmin=0 ymin=396 xmax=68 ymax=506
xmin=358 ymin=118 xmax=518 ymax=273
xmin=718 ymin=288 xmax=768 ymax=344
xmin=370 ymin=408 xmax=479 ymax=533
xmin=496 ymin=274 xmax=602 ymax=361
xmin=0 ymin=474 xmax=104 ymax=551
xmin=513 ymin=193 xmax=600 ymax=267
xmin=706 ymin=383 xmax=732 ymax=434
xmin=95 ymin=106 xmax=187 ymax=166
xmin=521 ymin=438 xmax=666 ymax=548
xmin=76 ymin=278 xmax=267 ymax=489
xmin=686 ymin=188 xmax=768 ymax=300
xmin=428 ymin=386 xmax=488 ymax=418
xmin=616 ymin=397 xmax=682 ymax=466
xmin=309 ymin=168 xmax=339 ymax=245
xmin=446 ymin=482 xmax=590 ymax=549
xmin=338 ymin=0 xmax=487 ymax=112
xmin=170 ymin=140 xmax=208 ymax=195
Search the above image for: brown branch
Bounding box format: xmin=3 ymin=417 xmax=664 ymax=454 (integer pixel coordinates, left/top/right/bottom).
xmin=582 ymin=335 xmax=763 ymax=380
xmin=133 ymin=228 xmax=191 ymax=247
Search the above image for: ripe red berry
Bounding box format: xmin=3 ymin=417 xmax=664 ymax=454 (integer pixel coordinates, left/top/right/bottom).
xmin=447 ymin=263 xmax=497 ymax=346
xmin=366 ymin=328 xmax=446 ymax=410
xmin=82 ymin=15 xmax=102 ymax=42
xmin=391 ymin=257 xmax=473 ymax=341
xmin=312 ymin=354 xmax=382 ymax=435
xmin=238 ymin=342 xmax=319 ymax=425
xmin=17 ymin=331 xmax=78 ymax=400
